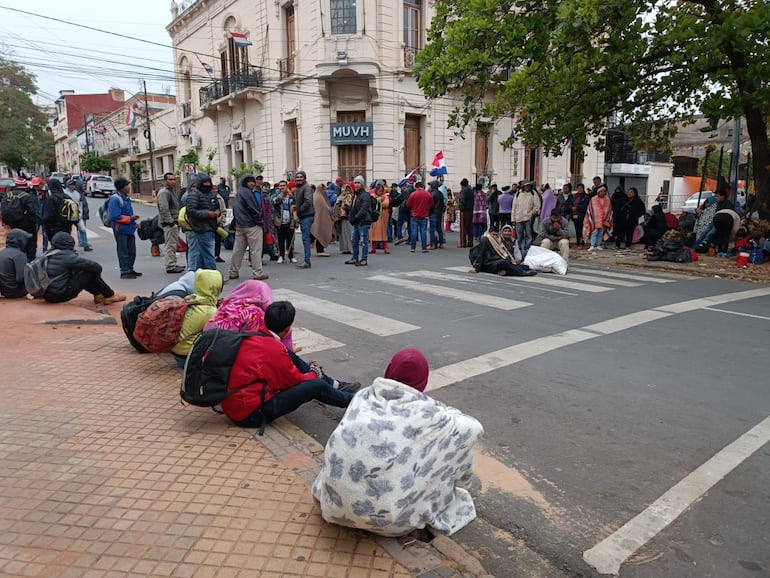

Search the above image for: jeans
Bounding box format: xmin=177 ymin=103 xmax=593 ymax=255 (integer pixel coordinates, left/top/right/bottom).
xmin=473 ymin=222 xmax=486 ymax=239
xmin=694 ymin=225 xmax=715 ymax=248
xmin=429 ymin=216 xmax=445 ymax=246
xmin=76 ymin=220 xmax=90 ymax=248
xmin=196 ymin=231 xmax=216 ymax=270
xmin=115 ymin=232 xmax=136 ymax=273
xmin=186 ymin=230 xmax=200 ymax=272
xmin=515 ymin=220 xmax=533 ymax=252
xmin=37 ymin=222 xmax=48 ymax=251
xmin=352 ymin=223 xmax=370 ymax=261
xmin=396 ymin=213 xmax=411 ymax=241
xmin=410 ymin=217 xmax=428 ymax=250
xmin=590 ymin=228 xmax=604 ymax=248
xmin=299 ymin=216 xmax=313 ymax=264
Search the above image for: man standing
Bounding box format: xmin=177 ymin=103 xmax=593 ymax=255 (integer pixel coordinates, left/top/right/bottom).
xmin=157 ymin=172 xmax=185 ymax=274
xmin=294 ymin=170 xmax=314 ymax=269
xmin=217 ymin=177 xmax=231 ymax=208
xmin=406 ymin=181 xmax=434 ymax=253
xmin=394 ymin=177 xmax=414 ymax=245
xmin=534 ymin=209 xmax=571 ymax=261
xmin=512 ymin=181 xmax=540 ymax=253
xmin=108 ymin=177 xmax=142 ymax=279
xmin=43 ymin=179 xmax=74 ymax=241
xmin=1 ymin=177 xmax=37 ymax=261
xmin=30 ymin=177 xmax=49 ymax=251
xmin=458 ymin=178 xmax=474 ymax=248
xmin=345 ymin=175 xmax=373 ymax=267
xmin=66 ymin=180 xmax=92 ymax=252
xmin=184 ymin=173 xmax=220 ymax=271
xmin=229 ymin=174 xmax=269 ymax=280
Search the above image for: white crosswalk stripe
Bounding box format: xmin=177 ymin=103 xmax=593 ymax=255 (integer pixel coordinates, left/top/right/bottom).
xmin=291 ymin=327 xmax=344 ymax=354
xmin=568 ymin=265 xmax=679 ymax=283
xmin=559 ymin=273 xmax=640 ymax=287
xmin=444 ymin=266 xmax=612 ymax=293
xmin=368 ymin=274 xmax=532 ymax=311
xmin=273 ymin=289 xmax=419 ymax=336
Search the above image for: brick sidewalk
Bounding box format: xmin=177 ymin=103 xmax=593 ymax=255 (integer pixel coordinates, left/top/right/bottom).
xmin=0 ymin=298 xmax=415 ymax=577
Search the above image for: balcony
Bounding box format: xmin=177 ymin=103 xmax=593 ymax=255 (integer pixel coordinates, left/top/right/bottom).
xmin=199 ymin=70 xmax=264 ymax=108
xmin=181 ymin=102 xmax=191 ymax=118
xmin=404 ymin=46 xmax=419 ymax=68
xmin=279 ymin=56 xmax=295 ymax=80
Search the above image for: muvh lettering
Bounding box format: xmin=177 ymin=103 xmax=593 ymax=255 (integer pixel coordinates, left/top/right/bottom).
xmin=330 ymin=122 xmax=374 ymax=145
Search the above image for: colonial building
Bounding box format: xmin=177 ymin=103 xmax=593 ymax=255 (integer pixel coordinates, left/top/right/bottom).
xmin=166 ymin=0 xmax=604 ymax=189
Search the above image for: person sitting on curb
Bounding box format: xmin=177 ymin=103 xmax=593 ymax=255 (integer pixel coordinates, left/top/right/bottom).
xmin=220 ymin=300 xmax=361 ymax=429
xmin=534 ymin=209 xmax=570 ymax=261
xmin=0 ymin=229 xmax=31 ymax=298
xmin=171 ymin=269 xmax=224 ymax=364
xmin=42 ymin=232 xmax=126 ymax=305
xmin=470 ymin=226 xmax=536 ymax=277
xmin=312 ymin=348 xmax=484 ymax=537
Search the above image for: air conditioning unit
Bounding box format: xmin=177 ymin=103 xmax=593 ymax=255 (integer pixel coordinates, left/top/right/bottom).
xmin=234 ymin=139 xmax=244 ymax=151
xmin=190 ymin=134 xmax=201 ymax=147
xmin=179 ymin=126 xmax=191 ymax=136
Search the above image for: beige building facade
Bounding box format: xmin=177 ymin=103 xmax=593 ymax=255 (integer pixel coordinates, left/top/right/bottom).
xmin=167 ymin=0 xmax=604 ymax=189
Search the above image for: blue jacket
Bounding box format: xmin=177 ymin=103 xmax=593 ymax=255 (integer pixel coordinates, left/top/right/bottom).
xmin=108 ymin=192 xmax=136 ymax=235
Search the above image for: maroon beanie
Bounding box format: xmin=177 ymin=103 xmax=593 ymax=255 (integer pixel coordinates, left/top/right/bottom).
xmin=384 ymin=349 xmax=429 ymax=392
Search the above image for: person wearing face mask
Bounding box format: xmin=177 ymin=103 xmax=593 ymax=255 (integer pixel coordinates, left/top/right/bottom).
xmin=184 ymin=172 xmax=221 ymax=271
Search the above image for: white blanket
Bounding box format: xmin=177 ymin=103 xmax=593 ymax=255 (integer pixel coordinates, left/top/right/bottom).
xmin=312 ymin=377 xmax=484 ymax=536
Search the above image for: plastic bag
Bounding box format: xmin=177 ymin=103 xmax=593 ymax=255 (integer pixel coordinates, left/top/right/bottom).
xmin=523 ymin=244 xmax=568 ymax=275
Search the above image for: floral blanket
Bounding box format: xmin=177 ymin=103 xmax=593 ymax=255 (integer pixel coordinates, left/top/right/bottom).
xmin=312 ymin=378 xmax=484 ymax=536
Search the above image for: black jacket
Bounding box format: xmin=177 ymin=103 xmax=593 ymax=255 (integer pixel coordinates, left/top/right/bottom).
xmin=349 ymin=189 xmax=373 ymax=226
xmin=43 ymin=180 xmax=72 ymax=236
xmin=472 ymin=235 xmax=507 ymax=272
xmin=44 ymin=232 xmax=103 ymax=297
xmin=459 ymin=185 xmax=474 ymax=211
xmin=620 ymin=196 xmax=646 ymax=227
xmin=0 ymin=228 xmax=30 ymax=298
xmin=184 ymin=173 xmax=219 ymax=233
xmin=429 ymin=185 xmax=445 ymax=219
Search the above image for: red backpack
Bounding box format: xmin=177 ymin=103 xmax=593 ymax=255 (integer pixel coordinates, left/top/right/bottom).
xmin=132 ymin=298 xmax=205 ymax=353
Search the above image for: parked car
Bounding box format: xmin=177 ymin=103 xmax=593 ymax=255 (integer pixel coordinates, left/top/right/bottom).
xmin=85 ymin=175 xmax=115 ymax=197
xmin=682 ymin=191 xmax=714 ymax=213
xmin=50 ymin=172 xmax=68 ymax=185
xmin=0 ymin=178 xmax=14 ymax=193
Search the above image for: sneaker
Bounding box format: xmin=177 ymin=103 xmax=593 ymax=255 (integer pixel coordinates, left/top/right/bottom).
xmin=130 ymin=270 xmax=143 ymax=276
xmin=296 ymin=262 xmax=311 ymax=269
xmin=355 ymin=260 xmax=368 ymax=267
xmin=167 ymin=266 xmax=186 ymax=274
xmin=587 ymin=246 xmax=595 ymax=252
xmin=596 ymin=246 xmax=604 ymax=251
xmin=277 ymin=256 xmax=284 ymax=264
xmin=253 ymin=273 xmax=269 ymax=281
xmin=344 ymin=258 xmax=359 ymax=264
xmin=83 ymin=246 xmax=93 ymax=252
xmin=290 ymin=257 xmax=298 ymax=263
xmin=215 ymin=257 xmax=226 ymax=263
xmin=120 ymin=272 xmax=138 ymax=279
xmin=228 ymin=273 xmax=240 ymax=280
xmin=103 ymin=294 xmax=127 ymax=305
xmin=336 ymin=381 xmax=362 ymax=393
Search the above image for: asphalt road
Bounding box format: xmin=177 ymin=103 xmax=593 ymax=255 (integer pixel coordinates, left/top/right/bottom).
xmin=87 ymin=202 xmax=770 ymax=578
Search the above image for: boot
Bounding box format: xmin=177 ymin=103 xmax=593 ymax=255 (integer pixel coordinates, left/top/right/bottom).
xmin=370 ymin=242 xmax=377 ymax=254
xmin=150 ymin=244 xmax=161 ymax=257
xmin=383 ymin=242 xmax=390 ymax=254
xmin=102 ymin=294 xmax=127 ymax=305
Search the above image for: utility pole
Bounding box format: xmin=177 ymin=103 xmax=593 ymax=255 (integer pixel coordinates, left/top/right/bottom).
xmin=730 ymin=117 xmax=741 ymax=196
xmin=83 ymin=114 xmax=91 ymax=154
xmin=143 ymin=80 xmax=157 ymax=195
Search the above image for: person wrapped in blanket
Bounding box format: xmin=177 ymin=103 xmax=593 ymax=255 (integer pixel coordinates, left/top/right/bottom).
xmin=469 ymin=225 xmax=537 ymax=277
xmin=312 ymin=349 xmax=484 ymax=537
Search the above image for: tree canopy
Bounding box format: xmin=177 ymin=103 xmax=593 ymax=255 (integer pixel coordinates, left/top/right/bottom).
xmin=80 ymin=152 xmax=113 ymax=173
xmin=0 ymin=55 xmax=51 ymax=173
xmin=415 ymin=0 xmax=770 ymax=214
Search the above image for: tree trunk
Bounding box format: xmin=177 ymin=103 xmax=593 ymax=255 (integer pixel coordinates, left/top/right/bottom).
xmin=744 ymin=103 xmax=770 ymax=218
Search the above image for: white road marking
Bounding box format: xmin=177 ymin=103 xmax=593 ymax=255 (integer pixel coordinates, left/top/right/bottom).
xmin=704 ymin=307 xmax=770 ymax=321
xmin=291 ymin=327 xmax=344 ymax=354
xmin=440 ymin=267 xmax=578 ymax=296
xmin=272 ymin=289 xmax=419 ymax=336
xmin=509 ymin=273 xmax=613 ymax=293
xmin=583 ymin=415 xmax=770 ymax=576
xmin=99 ymin=226 xmax=113 ymax=234
xmin=85 ymin=227 xmax=102 ymax=238
xmin=368 ymin=274 xmax=532 ymax=311
xmin=561 ymin=273 xmax=640 ymax=287
xmin=426 ymin=286 xmax=770 ymax=392
xmin=569 ymin=266 xmax=677 ymax=283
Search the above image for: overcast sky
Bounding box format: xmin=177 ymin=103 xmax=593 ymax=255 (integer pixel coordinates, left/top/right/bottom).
xmin=0 ymin=1 xmax=175 ymax=104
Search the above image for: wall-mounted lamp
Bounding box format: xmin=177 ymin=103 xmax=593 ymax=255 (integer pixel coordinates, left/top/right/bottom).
xmin=337 ymin=50 xmax=348 ymax=66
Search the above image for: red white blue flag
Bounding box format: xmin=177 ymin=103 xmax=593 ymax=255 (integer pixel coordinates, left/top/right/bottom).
xmin=398 ymin=166 xmax=421 ymax=187
xmin=231 ymin=32 xmax=252 ymax=47
xmin=430 ymin=151 xmax=448 ymax=176
xmin=201 ymin=61 xmax=213 ymax=74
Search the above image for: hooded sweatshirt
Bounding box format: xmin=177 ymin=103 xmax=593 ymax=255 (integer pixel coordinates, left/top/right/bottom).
xmin=183 ymin=173 xmax=219 ymax=233
xmin=44 ymin=232 xmax=103 ymax=297
xmin=171 ymin=269 xmax=223 ymax=357
xmin=0 ymin=229 xmax=31 ymax=297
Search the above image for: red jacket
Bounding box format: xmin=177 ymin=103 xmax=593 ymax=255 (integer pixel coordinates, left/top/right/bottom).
xmin=221 ymin=331 xmax=316 ymax=421
xmin=406 ymin=188 xmax=434 ymax=218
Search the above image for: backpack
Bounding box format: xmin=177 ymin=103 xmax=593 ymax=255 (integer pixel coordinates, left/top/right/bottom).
xmin=181 ymin=329 xmax=269 ymax=432
xmin=370 ymin=195 xmax=382 ymax=221
xmin=177 ymin=206 xmax=193 ymax=230
xmin=60 ymin=196 xmax=79 ymax=224
xmin=24 ymin=249 xmax=64 ymax=298
xmin=132 ymin=297 xmax=205 ymax=353
xmin=120 ymin=290 xmax=187 ymax=353
xmin=1 ymin=190 xmax=30 ymax=225
xmin=468 ymin=243 xmax=482 ymax=269
xmin=99 ymin=194 xmax=123 ymax=227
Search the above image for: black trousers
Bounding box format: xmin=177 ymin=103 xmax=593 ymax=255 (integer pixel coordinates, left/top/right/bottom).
xmin=713 ymin=212 xmax=734 ymax=253
xmin=44 ymin=270 xmax=114 ymax=303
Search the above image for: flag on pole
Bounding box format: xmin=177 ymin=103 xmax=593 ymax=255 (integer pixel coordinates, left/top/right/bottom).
xmin=126 ymin=103 xmax=143 ymax=127
xmin=429 ymin=151 xmax=448 ymax=176
xmin=201 ymin=61 xmax=213 ymax=74
xmin=94 ymin=126 xmax=107 ymax=136
xmin=230 ymin=32 xmax=252 ymax=47
xmin=398 ymin=166 xmax=420 ymax=187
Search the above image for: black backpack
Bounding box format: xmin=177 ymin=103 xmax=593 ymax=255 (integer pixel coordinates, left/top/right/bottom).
xmin=120 ymin=290 xmax=186 ymax=353
xmin=181 ymin=329 xmax=270 ymax=433
xmin=1 ymin=190 xmax=30 ymax=225
xmin=370 ymin=195 xmax=382 ymax=221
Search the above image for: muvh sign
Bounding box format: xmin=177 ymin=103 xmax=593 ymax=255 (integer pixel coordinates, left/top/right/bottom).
xmin=330 ymin=122 xmax=374 ymax=145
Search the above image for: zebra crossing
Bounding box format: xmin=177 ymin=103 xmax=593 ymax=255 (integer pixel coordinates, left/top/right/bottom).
xmin=274 ymin=265 xmax=685 ymax=354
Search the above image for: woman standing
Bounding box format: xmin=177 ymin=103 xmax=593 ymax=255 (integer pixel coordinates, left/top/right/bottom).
xmin=334 ymin=183 xmax=355 ymax=254
xmin=712 ymin=190 xmax=740 ymax=256
xmin=472 ymin=184 xmax=488 ymax=240
xmin=311 ymin=183 xmax=334 ymax=257
xmin=445 ymin=190 xmax=457 ymax=232
xmin=584 ymin=185 xmax=613 ymax=251
xmin=572 ymin=183 xmax=589 ymax=247
xmin=616 ymin=187 xmax=646 ymax=250
xmin=368 ymin=181 xmax=391 ymax=254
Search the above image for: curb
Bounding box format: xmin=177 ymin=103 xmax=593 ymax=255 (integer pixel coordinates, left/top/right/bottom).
xmin=260 ymin=417 xmax=494 ymax=578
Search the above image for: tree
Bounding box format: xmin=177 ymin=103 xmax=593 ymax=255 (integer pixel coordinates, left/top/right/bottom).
xmin=229 ymin=161 xmax=264 ymax=180
xmin=415 ymin=0 xmax=770 ymax=216
xmin=0 ymin=55 xmax=48 ymax=173
xmin=80 ymin=152 xmax=113 ymax=173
